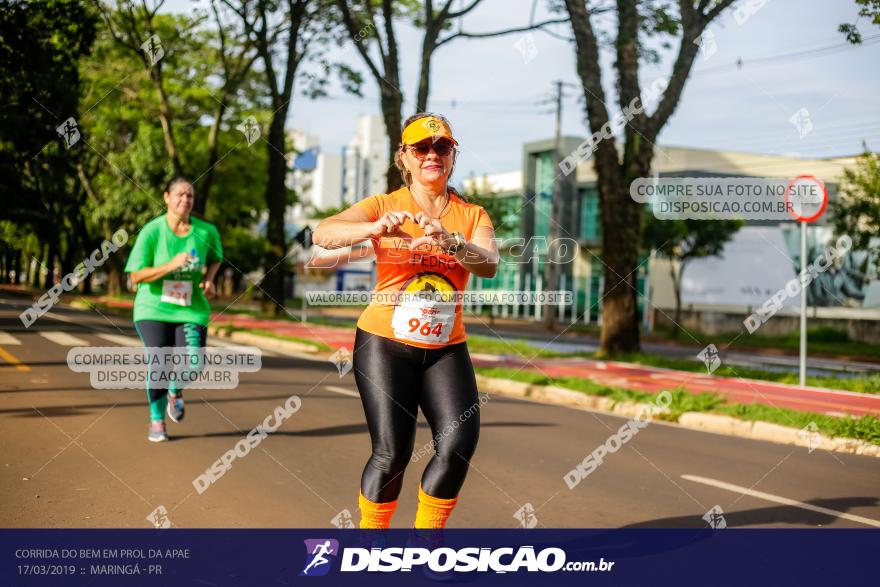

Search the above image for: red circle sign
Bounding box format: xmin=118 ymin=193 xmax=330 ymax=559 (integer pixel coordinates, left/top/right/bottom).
xmin=785 ymin=175 xmax=828 ymax=222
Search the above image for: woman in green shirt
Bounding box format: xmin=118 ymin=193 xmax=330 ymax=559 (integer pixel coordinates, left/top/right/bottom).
xmin=124 ymin=177 xmax=223 ymax=442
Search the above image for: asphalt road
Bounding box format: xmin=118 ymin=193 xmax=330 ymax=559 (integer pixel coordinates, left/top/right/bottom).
xmin=1 ymin=294 xmax=879 ymax=530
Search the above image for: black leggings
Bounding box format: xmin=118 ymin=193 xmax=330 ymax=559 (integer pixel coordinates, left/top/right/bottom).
xmin=353 ymin=328 xmax=480 ymax=502
xmin=134 ymin=320 xmax=207 ymax=420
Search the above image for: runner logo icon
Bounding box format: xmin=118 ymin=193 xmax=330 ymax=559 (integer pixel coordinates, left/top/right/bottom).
xmin=300 ymin=539 xmax=339 ymax=577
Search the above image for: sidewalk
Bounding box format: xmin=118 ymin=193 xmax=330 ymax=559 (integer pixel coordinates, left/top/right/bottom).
xmin=306 ymin=306 xmax=880 ymax=374
xmin=217 ymin=314 xmax=880 ymax=419
xmin=58 ymin=294 xmax=879 ymax=418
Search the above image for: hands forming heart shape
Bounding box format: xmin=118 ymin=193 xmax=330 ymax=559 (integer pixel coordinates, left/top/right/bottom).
xmin=373 ymin=210 xmax=455 ymax=252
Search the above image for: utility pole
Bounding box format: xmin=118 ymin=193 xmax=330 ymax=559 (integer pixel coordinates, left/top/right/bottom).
xmin=543 ymin=80 xmax=566 ymax=330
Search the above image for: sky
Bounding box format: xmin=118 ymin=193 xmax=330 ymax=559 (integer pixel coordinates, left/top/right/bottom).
xmin=165 ymin=0 xmax=880 ymax=179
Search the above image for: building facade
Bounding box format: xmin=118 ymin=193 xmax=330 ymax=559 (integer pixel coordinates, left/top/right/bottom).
xmin=463 ymin=141 xmax=874 ymax=335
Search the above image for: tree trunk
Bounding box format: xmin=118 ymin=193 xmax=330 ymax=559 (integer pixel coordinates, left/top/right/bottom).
xmin=261 ymin=113 xmax=289 ymax=314
xmin=45 ymin=239 xmax=57 ymax=290
xmin=105 ymin=245 xmax=128 ymax=296
xmin=29 ymin=247 xmax=41 ymax=288
xmin=669 ymin=257 xmax=681 ymax=339
xmin=151 ymin=66 xmax=184 ymax=178
xmin=381 ymin=86 xmax=403 ymax=193
xmin=416 ymin=31 xmax=435 ymax=112
xmin=60 ymin=234 xmax=75 ymax=281
xmin=82 ymin=269 xmax=93 ymax=295
xmin=12 ymin=251 xmax=21 ymax=284
xmin=195 ymin=97 xmax=228 ymax=216
xmin=598 ymin=183 xmax=642 ymax=354
xmin=597 ymin=148 xmax=649 ymax=354
xmin=105 ymin=254 xmax=125 ymax=297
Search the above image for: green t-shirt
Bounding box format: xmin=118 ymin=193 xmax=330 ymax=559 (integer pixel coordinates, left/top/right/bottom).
xmin=124 ymin=214 xmax=223 ymax=325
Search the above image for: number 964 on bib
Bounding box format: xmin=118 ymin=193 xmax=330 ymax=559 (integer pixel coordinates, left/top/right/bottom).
xmin=391 ymin=300 xmax=455 ymax=344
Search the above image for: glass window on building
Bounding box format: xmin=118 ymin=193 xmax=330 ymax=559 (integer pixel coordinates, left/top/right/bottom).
xmin=495 ymin=194 xmax=521 ymax=240
xmin=534 ymin=152 xmax=554 ymax=238
xmin=580 ymin=187 xmax=600 ymax=242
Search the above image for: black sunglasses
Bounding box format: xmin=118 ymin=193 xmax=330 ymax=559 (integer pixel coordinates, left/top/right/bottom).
xmin=407 ymin=139 xmax=455 ymax=157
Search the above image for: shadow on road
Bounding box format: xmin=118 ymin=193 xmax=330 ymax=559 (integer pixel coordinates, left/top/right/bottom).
xmin=170 ymin=420 xmax=555 ymax=441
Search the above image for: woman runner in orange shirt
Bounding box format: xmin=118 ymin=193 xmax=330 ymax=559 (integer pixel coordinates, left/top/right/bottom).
xmin=313 ymin=113 xmax=499 ymax=528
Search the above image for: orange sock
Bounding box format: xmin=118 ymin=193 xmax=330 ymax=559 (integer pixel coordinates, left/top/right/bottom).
xmin=358 ymin=491 xmax=397 ymax=529
xmin=414 ymin=485 xmax=458 ymax=529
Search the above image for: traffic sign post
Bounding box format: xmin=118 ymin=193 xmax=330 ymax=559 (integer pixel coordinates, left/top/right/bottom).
xmin=785 ymin=175 xmax=829 ymax=387
xmin=800 ymin=220 xmax=806 ymax=387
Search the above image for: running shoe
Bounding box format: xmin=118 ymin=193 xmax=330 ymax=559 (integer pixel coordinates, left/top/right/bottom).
xmin=148 ymin=420 xmax=168 ymax=443
xmin=167 ymin=393 xmax=185 ymax=423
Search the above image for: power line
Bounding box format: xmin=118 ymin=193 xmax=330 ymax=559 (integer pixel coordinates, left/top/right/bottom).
xmin=714 ymin=125 xmax=880 ymax=149
xmin=696 ymin=33 xmax=880 ymax=75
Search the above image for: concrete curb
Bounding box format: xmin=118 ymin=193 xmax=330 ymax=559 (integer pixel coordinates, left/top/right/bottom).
xmin=476 ymin=375 xmax=880 ymax=458
xmin=208 ymin=326 xmax=322 ymax=355
xmin=197 ymin=329 xmax=880 ymax=458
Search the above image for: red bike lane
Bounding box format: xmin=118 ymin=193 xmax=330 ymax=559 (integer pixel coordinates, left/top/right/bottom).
xmin=215 ymin=314 xmax=880 ymax=418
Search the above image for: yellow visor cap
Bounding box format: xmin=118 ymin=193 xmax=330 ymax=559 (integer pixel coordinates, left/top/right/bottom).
xmin=401 ymin=116 xmax=458 ymax=145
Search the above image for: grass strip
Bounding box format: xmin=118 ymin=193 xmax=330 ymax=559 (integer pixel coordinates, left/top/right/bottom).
xmin=649 ymin=325 xmax=880 ymax=361
xmin=607 ymin=353 xmax=880 ymax=395
xmin=475 ymin=366 xmax=880 ymax=446
xmin=73 ymin=300 xmax=878 ymax=394
xmin=214 ymin=326 xmax=333 ymax=352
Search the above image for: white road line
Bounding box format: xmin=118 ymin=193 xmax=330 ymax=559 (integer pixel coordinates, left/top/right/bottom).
xmin=44 ymin=311 xmax=78 ymax=324
xmin=208 ymin=339 xmax=280 ymax=357
xmin=0 ymin=331 xmax=22 ymax=345
xmin=96 ymin=333 xmax=141 ymax=346
xmin=324 ymin=385 xmax=360 ymax=398
xmin=40 ymin=331 xmax=89 ymax=346
xmin=681 ymin=474 xmax=880 ymax=528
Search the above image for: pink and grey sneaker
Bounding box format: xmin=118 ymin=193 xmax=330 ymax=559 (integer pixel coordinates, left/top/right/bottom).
xmin=148 ymin=420 xmax=168 ymax=443
xmin=167 ymin=393 xmax=185 ymax=423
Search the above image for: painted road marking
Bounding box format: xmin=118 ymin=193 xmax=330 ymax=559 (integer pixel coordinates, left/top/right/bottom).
xmin=0 ymin=346 xmax=30 ymax=371
xmin=324 ymin=385 xmax=360 ymax=398
xmin=96 ymin=333 xmax=141 ymax=346
xmin=45 ymin=311 xmax=79 ymax=324
xmin=0 ymin=331 xmax=22 ymax=345
xmin=40 ymin=331 xmax=89 ymax=346
xmin=208 ymin=339 xmax=279 ymax=357
xmin=682 ymin=474 xmax=880 ymax=528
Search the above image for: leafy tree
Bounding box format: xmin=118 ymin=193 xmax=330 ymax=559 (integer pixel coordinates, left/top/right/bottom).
xmin=463 ymin=175 xmax=509 ymax=234
xmin=0 ymin=0 xmax=97 ymax=287
xmin=78 ymin=7 xmax=269 ymax=294
xmin=642 ymin=213 xmax=742 ymax=338
xmin=839 ymin=0 xmax=880 ymax=44
xmin=310 ymin=204 xmax=351 ymax=219
xmin=832 ymin=147 xmax=880 ymax=252
xmin=560 ymin=0 xmax=738 ymax=355
xmin=222 ymin=0 xmax=341 ymax=313
xmin=94 ymin=0 xmax=260 ymax=215
xmin=336 ymin=0 xmax=566 ymax=192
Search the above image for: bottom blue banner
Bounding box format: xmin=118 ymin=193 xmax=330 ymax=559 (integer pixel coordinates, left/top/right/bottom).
xmin=1 ymin=529 xmax=876 ymax=586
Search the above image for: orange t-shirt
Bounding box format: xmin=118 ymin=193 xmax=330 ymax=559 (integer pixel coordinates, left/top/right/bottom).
xmin=352 ymin=187 xmax=494 ymax=348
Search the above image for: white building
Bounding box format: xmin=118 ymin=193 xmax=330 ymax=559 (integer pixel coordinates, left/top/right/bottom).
xmin=342 ymin=115 xmax=389 ymax=204
xmin=310 ymin=153 xmax=343 ymax=210
xmin=283 ymin=117 xmax=390 ymax=299
xmin=285 ymin=114 xmax=389 ymax=227
xmin=285 ymin=130 xmax=343 ymax=224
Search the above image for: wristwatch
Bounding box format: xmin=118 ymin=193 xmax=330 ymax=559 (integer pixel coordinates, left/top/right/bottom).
xmin=446 ymin=232 xmax=467 ymax=255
